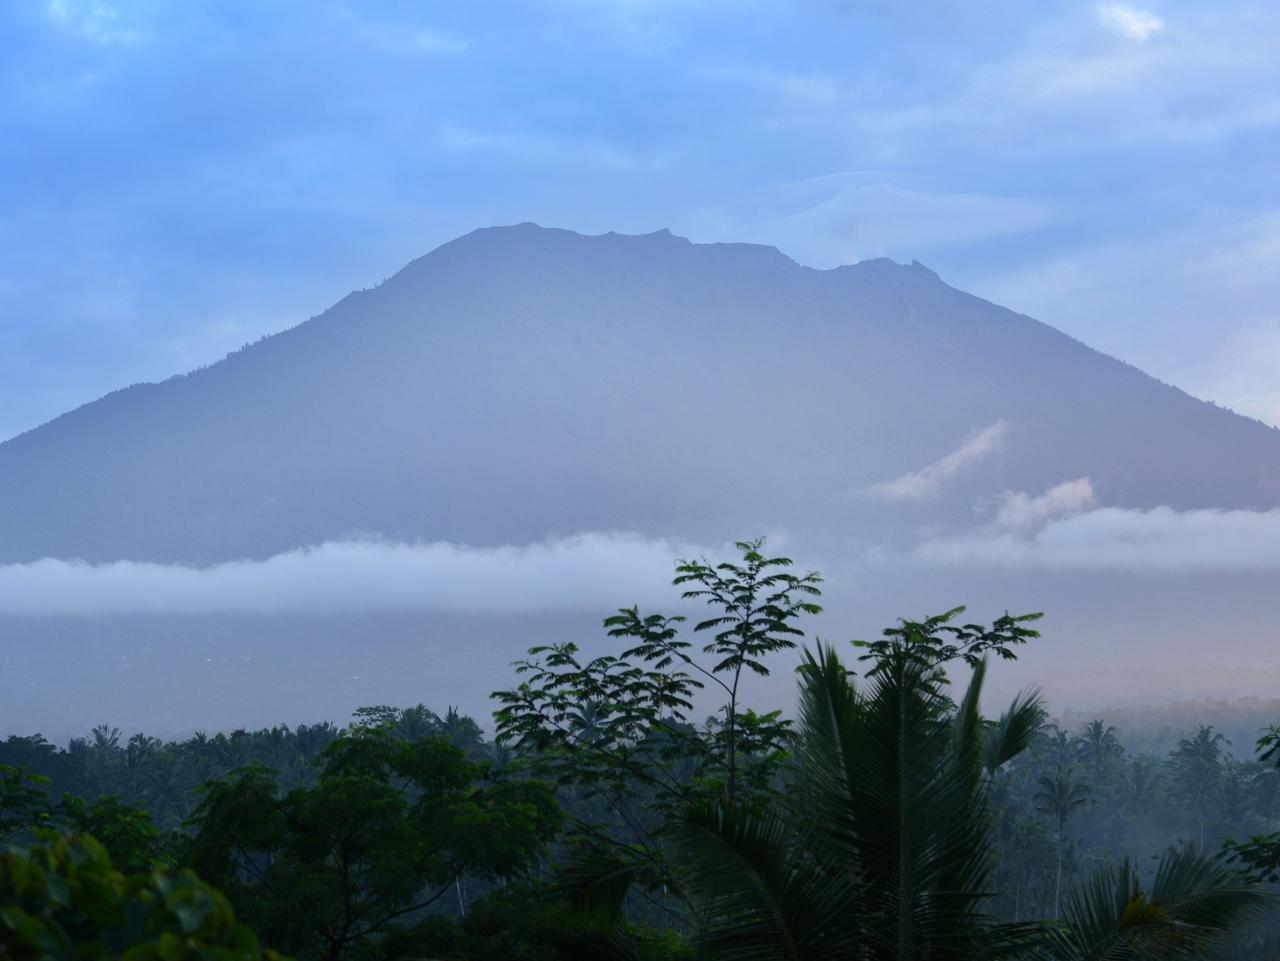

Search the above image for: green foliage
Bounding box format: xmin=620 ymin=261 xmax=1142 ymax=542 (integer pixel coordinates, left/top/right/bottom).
xmin=184 ymin=727 xmax=559 ymax=961
xmin=1223 ymin=723 xmax=1280 ymax=888
xmin=57 ymin=796 xmax=162 ymax=875
xmin=564 ymin=632 xmax=1049 ymax=960
xmin=1 ymin=767 xmax=52 ymax=842
xmin=1171 ymin=726 xmax=1229 ymax=852
xmin=1256 ymin=725 xmax=1280 ymax=768
xmin=851 ymin=606 xmax=1042 ymax=679
xmin=493 ymin=538 xmax=821 ymax=817
xmin=1045 ymin=846 xmax=1270 ymax=960
xmin=985 ymin=692 xmax=1049 ymax=774
xmin=1033 ymin=768 xmax=1094 ymax=918
xmin=1224 ymin=832 xmax=1280 ymax=885
xmin=362 ymin=882 xmax=694 ymax=961
xmin=0 ymin=831 xmax=282 ymax=961
xmin=671 ymin=539 xmax=823 ymax=682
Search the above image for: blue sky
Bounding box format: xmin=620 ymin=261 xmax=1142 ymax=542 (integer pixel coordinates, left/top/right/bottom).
xmin=2 ymin=0 xmax=1279 ymax=439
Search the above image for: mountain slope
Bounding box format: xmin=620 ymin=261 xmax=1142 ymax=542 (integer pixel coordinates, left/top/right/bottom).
xmin=2 ymin=223 xmax=1278 ymax=565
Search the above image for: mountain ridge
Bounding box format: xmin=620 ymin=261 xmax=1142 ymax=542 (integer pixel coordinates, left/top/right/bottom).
xmin=2 ymin=223 xmax=1278 ymax=566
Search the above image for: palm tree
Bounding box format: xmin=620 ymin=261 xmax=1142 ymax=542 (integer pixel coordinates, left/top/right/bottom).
xmin=1034 ymin=767 xmax=1092 ymax=918
xmin=440 ymin=706 xmax=484 ymax=756
xmin=573 ymin=639 xmax=1047 ymax=960
xmin=253 ymin=725 xmax=294 ymax=771
xmin=1173 ymin=726 xmax=1227 ymax=851
xmin=121 ymin=733 xmax=159 ymax=804
xmin=1076 ymin=720 xmax=1122 ymax=773
xmin=1040 ymin=725 xmax=1079 ymax=770
xmin=564 ymin=638 xmax=1269 ymax=960
xmin=294 ymin=721 xmax=339 ymax=763
xmin=392 ymin=704 xmax=441 ymax=742
xmin=91 ymin=724 xmax=121 ymax=753
xmin=1124 ymin=757 xmax=1164 ymax=818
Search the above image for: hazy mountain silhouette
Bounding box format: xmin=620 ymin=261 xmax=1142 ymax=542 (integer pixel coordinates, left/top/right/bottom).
xmin=2 ymin=223 xmax=1278 ymax=565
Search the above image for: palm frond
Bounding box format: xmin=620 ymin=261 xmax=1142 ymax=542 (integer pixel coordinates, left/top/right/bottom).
xmin=1047 ymin=846 xmax=1273 ymax=961
xmin=1148 ymin=846 xmax=1273 ymax=944
xmin=984 ymin=689 xmax=1047 ymax=773
xmin=792 ymin=642 xmax=1013 ymax=958
xmin=558 ymin=848 xmax=649 ymax=931
xmin=669 ymin=799 xmax=854 ymax=961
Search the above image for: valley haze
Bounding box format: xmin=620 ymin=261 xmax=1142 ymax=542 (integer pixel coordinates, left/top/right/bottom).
xmin=2 ymin=224 xmax=1279 ymax=738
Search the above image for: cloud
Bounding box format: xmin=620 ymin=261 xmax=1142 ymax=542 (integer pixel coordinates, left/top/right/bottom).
xmin=918 ymin=503 xmax=1280 ymax=571
xmin=0 ymin=533 xmax=722 ymax=616
xmin=995 ymin=477 xmax=1095 ymax=529
xmin=854 ymin=3 xmax=1279 ymax=147
xmin=1096 ymin=3 xmax=1164 ymax=41
xmin=868 ymin=420 xmax=1009 ymax=501
xmin=45 ymin=0 xmax=148 ymax=45
xmin=404 ymin=30 xmax=468 ymax=54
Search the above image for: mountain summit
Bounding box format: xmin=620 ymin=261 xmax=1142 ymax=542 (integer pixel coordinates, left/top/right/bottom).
xmin=2 ymin=223 xmax=1278 ymax=565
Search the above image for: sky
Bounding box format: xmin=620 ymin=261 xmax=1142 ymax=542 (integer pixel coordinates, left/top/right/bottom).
xmin=2 ymin=0 xmax=1279 ymax=441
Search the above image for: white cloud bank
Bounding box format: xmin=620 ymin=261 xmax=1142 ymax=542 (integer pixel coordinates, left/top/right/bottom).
xmin=919 ymin=500 xmax=1280 ymax=571
xmin=869 ymin=420 xmax=1009 ymax=500
xmin=0 ymin=533 xmax=720 ymax=617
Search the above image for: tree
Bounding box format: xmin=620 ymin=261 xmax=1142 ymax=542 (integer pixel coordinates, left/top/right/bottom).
xmin=1034 ymin=767 xmax=1093 ymax=918
xmin=564 ymin=624 xmax=1268 ymax=960
xmin=1173 ymin=726 xmax=1228 ymax=851
xmin=1039 ymin=726 xmax=1078 ymax=770
xmin=57 ymin=794 xmax=163 ymax=875
xmin=1224 ymin=724 xmax=1280 ymax=886
xmin=1122 ymin=757 xmax=1164 ymax=819
xmin=1 ymin=831 xmax=283 ymax=961
xmin=0 ymin=765 xmax=51 ymax=842
xmin=1076 ymin=720 xmax=1123 ymax=773
xmin=493 ymin=538 xmax=822 ymax=847
xmin=565 ymin=612 xmax=1049 ymax=960
xmin=185 ymin=726 xmax=559 ymax=961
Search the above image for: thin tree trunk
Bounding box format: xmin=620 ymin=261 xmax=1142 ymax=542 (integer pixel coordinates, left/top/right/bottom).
xmin=1054 ymin=824 xmax=1064 ymax=918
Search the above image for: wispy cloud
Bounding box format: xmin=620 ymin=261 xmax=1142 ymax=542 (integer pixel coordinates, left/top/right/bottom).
xmin=868 ymin=420 xmax=1009 ymax=501
xmin=855 ymin=3 xmax=1279 ymax=146
xmin=45 ymin=0 xmax=148 ymax=45
xmin=0 ymin=533 xmax=722 ymax=617
xmin=995 ymin=477 xmax=1096 ymax=529
xmin=1096 ymin=3 xmax=1165 ymax=41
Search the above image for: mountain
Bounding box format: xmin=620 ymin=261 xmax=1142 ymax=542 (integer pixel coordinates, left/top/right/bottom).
xmin=2 ymin=222 xmax=1279 ymax=566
